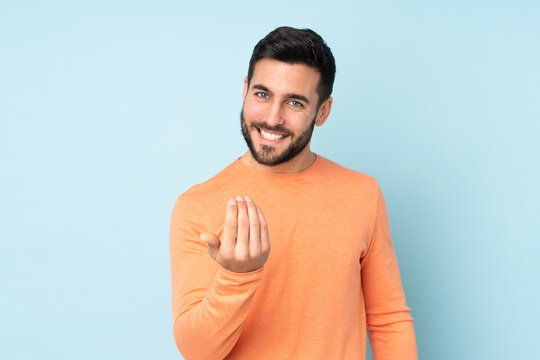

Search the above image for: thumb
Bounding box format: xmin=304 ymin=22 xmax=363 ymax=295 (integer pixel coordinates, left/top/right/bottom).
xmin=200 ymin=232 xmax=221 ymax=260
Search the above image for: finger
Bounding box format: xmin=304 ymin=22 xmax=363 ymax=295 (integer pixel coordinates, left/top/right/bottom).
xmin=221 ymin=198 xmax=238 ymax=251
xmin=235 ymin=195 xmax=249 ymax=257
xmin=200 ymin=233 xmax=220 ymax=260
xmin=244 ymin=196 xmax=261 ymax=256
xmin=256 ymin=204 xmax=270 ymax=252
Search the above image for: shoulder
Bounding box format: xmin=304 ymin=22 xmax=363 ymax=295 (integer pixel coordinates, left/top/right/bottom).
xmin=174 ymin=158 xmax=245 ymax=220
xmin=317 ymin=155 xmax=380 ymax=192
xmin=172 ymin=159 xmax=245 ymax=232
xmin=179 ymin=159 xmax=240 ymax=199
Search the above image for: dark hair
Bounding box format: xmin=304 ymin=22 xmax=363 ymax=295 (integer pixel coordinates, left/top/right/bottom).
xmin=247 ymin=26 xmax=336 ymax=108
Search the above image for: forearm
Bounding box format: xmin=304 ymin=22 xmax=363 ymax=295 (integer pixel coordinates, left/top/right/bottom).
xmin=173 ymin=266 xmax=264 ymax=360
xmin=367 ymin=313 xmax=417 ymax=360
xmin=362 ymin=183 xmax=417 ymax=359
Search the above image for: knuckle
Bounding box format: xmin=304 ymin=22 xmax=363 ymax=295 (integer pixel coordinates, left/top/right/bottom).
xmin=250 ymin=247 xmax=261 ymax=258
xmin=261 ymin=243 xmax=270 ymax=254
xmin=220 ymin=249 xmax=234 ymax=260
xmin=235 ymin=252 xmax=249 ymax=262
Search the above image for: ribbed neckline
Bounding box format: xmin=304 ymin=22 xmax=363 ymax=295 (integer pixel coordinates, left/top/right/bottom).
xmin=234 ymin=153 xmax=321 ymax=178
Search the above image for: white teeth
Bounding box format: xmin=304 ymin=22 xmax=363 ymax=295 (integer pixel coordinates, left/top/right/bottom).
xmin=260 ymin=129 xmax=285 ymax=141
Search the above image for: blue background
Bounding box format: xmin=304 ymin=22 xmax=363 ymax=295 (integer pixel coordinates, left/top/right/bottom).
xmin=1 ymin=1 xmax=539 ymax=359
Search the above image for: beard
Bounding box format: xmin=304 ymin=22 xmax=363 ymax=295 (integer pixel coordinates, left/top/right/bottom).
xmin=240 ymin=106 xmax=317 ymax=166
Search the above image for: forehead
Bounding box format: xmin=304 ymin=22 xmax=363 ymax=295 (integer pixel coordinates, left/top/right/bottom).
xmin=251 ymin=58 xmax=321 ymax=98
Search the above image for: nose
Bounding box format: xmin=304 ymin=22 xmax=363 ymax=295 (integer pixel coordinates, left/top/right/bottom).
xmin=264 ymin=100 xmax=284 ymax=127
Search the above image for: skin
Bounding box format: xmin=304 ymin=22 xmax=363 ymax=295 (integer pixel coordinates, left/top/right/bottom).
xmin=200 ymin=58 xmax=333 ymax=273
xmin=240 ymin=58 xmax=333 ymax=174
xmin=200 ymin=195 xmax=270 ymax=273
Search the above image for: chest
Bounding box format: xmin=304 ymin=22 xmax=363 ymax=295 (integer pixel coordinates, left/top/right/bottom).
xmin=262 ymin=196 xmax=374 ymax=280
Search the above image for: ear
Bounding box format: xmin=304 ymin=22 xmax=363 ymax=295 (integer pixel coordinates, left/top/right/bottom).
xmin=315 ymin=97 xmax=333 ymax=127
xmin=243 ymin=76 xmax=248 ymax=101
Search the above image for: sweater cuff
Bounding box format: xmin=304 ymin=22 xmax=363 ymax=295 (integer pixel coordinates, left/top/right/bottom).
xmin=216 ymin=265 xmax=265 ymax=286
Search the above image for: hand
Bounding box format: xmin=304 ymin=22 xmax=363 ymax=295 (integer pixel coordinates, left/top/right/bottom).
xmin=200 ymin=195 xmax=271 ymax=273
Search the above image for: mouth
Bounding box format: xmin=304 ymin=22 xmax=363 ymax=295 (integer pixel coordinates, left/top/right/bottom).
xmin=256 ymin=127 xmax=288 ymax=144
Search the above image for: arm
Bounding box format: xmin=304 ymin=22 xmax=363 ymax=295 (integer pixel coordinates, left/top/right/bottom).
xmin=361 ymin=184 xmax=418 ymax=360
xmin=169 ymin=195 xmax=269 ymax=360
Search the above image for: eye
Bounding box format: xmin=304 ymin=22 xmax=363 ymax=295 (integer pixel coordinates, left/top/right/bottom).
xmin=255 ymin=92 xmax=269 ymax=99
xmin=288 ymin=100 xmax=303 ymax=108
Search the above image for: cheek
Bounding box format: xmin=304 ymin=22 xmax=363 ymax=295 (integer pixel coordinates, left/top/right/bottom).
xmin=243 ymin=100 xmax=266 ymax=119
xmin=286 ymin=112 xmax=313 ymax=132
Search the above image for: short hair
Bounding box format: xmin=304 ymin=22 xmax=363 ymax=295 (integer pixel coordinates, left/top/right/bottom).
xmin=247 ymin=26 xmax=336 ymax=108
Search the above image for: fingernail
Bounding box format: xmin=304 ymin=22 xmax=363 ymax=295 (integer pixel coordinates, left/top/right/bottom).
xmin=245 ymin=195 xmax=252 ymax=201
xmin=228 ymin=198 xmax=236 ymax=206
xmin=236 ymin=195 xmax=244 ymax=201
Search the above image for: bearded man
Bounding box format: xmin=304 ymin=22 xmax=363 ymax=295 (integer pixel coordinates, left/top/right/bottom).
xmin=169 ymin=26 xmax=418 ymax=360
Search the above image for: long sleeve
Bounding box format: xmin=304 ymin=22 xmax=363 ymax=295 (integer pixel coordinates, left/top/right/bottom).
xmin=361 ymin=185 xmax=418 ymax=360
xmin=169 ymin=195 xmax=264 ymax=360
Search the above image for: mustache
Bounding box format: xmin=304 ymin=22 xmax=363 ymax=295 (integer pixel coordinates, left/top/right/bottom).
xmin=240 ymin=107 xmax=291 ymax=136
xmin=250 ymin=121 xmax=291 ymax=136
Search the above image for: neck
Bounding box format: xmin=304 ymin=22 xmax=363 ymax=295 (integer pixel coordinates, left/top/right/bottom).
xmin=240 ymin=148 xmax=317 ymax=174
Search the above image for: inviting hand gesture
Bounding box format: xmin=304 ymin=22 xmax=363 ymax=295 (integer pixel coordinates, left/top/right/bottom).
xmin=200 ymin=196 xmax=271 ymax=273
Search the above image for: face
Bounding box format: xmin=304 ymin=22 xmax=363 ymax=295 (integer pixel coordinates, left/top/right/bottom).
xmin=241 ymin=58 xmax=328 ymax=167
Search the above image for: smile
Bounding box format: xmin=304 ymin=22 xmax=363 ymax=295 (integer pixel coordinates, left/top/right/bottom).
xmin=257 ymin=127 xmax=288 ymax=143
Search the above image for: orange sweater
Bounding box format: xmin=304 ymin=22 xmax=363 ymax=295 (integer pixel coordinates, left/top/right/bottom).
xmin=169 ymin=155 xmax=417 ymax=360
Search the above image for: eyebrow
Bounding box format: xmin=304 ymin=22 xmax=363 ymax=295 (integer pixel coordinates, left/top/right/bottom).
xmin=252 ymin=84 xmax=310 ymax=105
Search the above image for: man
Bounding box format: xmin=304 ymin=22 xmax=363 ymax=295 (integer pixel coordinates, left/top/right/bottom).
xmin=169 ymin=26 xmax=417 ymax=360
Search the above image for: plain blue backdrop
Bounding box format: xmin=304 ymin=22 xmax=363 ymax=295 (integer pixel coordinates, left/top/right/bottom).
xmin=1 ymin=1 xmax=539 ymax=359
